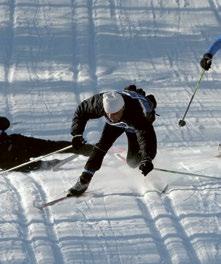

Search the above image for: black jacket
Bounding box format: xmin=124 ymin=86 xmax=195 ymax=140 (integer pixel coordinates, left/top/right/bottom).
xmin=72 ymin=92 xmax=155 ymax=134
xmin=71 ymin=91 xmax=156 ymax=161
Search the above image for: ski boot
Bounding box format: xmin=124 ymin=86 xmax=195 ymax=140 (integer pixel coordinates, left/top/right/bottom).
xmin=67 ymin=172 xmax=92 ymax=197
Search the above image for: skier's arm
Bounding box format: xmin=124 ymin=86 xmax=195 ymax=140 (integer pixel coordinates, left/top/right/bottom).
xmin=200 ymin=36 xmax=221 ymax=71
xmin=71 ymin=94 xmax=104 ymax=136
xmin=207 ymin=36 xmax=221 ymax=56
xmin=136 ymin=125 xmax=157 ymax=176
xmin=136 ymin=125 xmax=157 ymax=162
xmin=71 ymin=103 xmax=90 ymax=136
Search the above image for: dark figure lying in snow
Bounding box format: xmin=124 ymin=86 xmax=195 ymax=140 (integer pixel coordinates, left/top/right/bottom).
xmin=0 ymin=116 xmax=73 ymax=172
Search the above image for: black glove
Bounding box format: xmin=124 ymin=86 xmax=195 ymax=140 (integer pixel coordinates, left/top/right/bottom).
xmin=136 ymin=88 xmax=146 ymax=97
xmin=72 ymin=135 xmax=86 ymax=151
xmin=200 ymin=53 xmax=213 ymax=71
xmin=124 ymin=84 xmax=137 ymax=92
xmin=124 ymin=85 xmax=146 ymax=97
xmin=146 ymin=94 xmax=157 ymax=108
xmin=139 ymin=159 xmax=154 ymax=176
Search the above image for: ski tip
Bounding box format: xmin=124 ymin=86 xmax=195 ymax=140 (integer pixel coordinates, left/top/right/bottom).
xmin=161 ymin=184 xmax=169 ymax=193
xmin=33 ymin=191 xmax=93 ymax=210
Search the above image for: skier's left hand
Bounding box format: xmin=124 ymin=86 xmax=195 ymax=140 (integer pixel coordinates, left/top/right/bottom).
xmin=200 ymin=53 xmax=213 ymax=71
xmin=139 ymin=159 xmax=153 ymax=176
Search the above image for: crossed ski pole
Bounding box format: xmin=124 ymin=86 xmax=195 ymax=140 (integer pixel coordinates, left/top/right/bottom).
xmin=178 ymin=69 xmax=205 ymax=127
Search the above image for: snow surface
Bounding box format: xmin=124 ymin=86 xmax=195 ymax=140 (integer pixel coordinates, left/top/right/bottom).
xmin=1 ymin=0 xmax=221 ymax=263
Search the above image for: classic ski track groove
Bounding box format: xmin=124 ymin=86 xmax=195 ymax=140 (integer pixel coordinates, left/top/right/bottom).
xmin=162 ymin=195 xmax=202 ymax=264
xmin=10 ymin=173 xmax=65 ymax=264
xmin=135 ymin=195 xmax=173 ymax=264
xmin=5 ymin=174 xmax=38 ymax=264
xmin=143 ymin=192 xmax=194 ymax=263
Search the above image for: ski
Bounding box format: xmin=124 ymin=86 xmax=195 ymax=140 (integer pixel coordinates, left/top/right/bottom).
xmin=143 ymin=183 xmax=169 ymax=195
xmin=34 ymin=196 xmax=69 ymax=209
xmin=34 ymin=192 xmax=92 ymax=210
xmin=52 ymin=154 xmax=78 ymax=171
xmin=34 ymin=183 xmax=168 ymax=210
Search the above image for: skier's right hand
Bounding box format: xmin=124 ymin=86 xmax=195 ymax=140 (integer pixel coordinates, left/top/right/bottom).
xmin=200 ymin=53 xmax=213 ymax=71
xmin=72 ymin=135 xmax=86 ymax=151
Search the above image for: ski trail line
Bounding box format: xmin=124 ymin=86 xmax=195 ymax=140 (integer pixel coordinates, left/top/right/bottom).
xmin=135 ymin=195 xmax=173 ymax=264
xmin=5 ymin=174 xmax=38 ymax=263
xmin=11 ymin=173 xmax=66 ymax=264
xmin=143 ymin=191 xmax=195 ymax=264
xmin=163 ymin=195 xmax=201 ymax=264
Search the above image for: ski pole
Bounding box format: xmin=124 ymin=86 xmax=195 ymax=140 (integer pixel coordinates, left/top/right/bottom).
xmin=52 ymin=154 xmax=78 ymax=171
xmin=154 ymin=167 xmax=221 ymax=180
xmin=178 ymin=69 xmax=205 ymax=127
xmin=114 ymin=153 xmax=220 ymax=180
xmin=0 ymin=145 xmax=72 ymax=175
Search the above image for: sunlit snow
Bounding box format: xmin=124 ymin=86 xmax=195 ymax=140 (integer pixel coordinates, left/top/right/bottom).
xmin=1 ymin=0 xmax=221 ymax=263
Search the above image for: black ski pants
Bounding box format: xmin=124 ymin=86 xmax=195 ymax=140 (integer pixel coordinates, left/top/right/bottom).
xmin=84 ymin=122 xmax=157 ymax=173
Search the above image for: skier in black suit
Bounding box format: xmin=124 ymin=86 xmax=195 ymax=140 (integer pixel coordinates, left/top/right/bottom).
xmin=68 ymin=85 xmax=157 ymax=196
xmin=0 ymin=116 xmax=73 ymax=172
